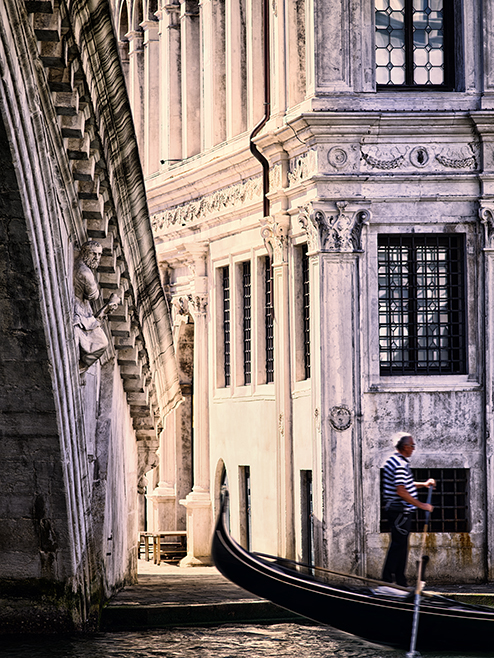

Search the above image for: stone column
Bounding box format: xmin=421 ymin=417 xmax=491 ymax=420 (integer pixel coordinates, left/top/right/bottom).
xmin=480 ymin=204 xmax=494 ymax=579
xmin=126 ymin=29 xmax=145 ymax=155
xmin=180 ymin=0 xmax=201 ymax=158
xmin=201 ymin=0 xmax=226 ymax=148
xmin=298 ymin=201 xmax=370 ymax=575
xmin=141 ymin=18 xmax=160 ymax=176
xmin=180 ymin=244 xmax=212 ymax=566
xmin=147 ymin=414 xmax=178 ymax=530
xmin=261 ymin=214 xmax=294 ymax=559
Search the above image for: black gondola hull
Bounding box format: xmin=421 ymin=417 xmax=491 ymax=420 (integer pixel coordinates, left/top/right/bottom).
xmin=212 ymin=497 xmax=494 ymax=652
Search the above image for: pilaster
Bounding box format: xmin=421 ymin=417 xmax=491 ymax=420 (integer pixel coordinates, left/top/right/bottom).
xmin=180 ymin=243 xmax=212 ymax=566
xmin=298 ymin=201 xmax=371 ymax=575
xmin=158 ymin=2 xmax=182 ymax=165
xmin=126 ymin=29 xmax=145 ymax=154
xmin=201 ymin=0 xmax=226 ymax=148
xmin=225 ymin=0 xmax=246 ymax=138
xmin=141 ymin=19 xmax=160 ymax=176
xmin=480 ymin=202 xmax=494 ymax=579
xmin=180 ymin=0 xmax=201 ymax=158
xmin=261 ymin=214 xmax=294 ymax=558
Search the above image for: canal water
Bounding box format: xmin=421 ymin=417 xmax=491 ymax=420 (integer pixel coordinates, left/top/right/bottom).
xmin=0 ymin=623 xmax=493 ymax=658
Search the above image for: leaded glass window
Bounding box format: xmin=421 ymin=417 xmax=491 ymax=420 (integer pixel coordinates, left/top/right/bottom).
xmin=378 ymin=235 xmax=466 ymax=375
xmin=265 ymin=256 xmax=274 ymax=383
xmin=375 ymin=0 xmax=454 ymax=89
xmin=222 ymin=266 xmax=231 ymax=386
xmin=242 ymin=261 xmax=252 ymax=385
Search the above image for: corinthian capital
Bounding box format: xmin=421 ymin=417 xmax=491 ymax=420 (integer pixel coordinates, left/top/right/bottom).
xmin=260 ymin=214 xmax=290 ymax=265
xmin=298 ymin=202 xmax=371 ymax=253
xmin=188 ymin=293 xmax=208 ymax=316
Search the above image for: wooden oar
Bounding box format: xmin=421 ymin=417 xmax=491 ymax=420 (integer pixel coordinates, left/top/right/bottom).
xmin=406 ymin=485 xmax=433 ymax=658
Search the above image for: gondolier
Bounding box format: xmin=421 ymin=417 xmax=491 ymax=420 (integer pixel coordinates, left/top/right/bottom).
xmin=382 ymin=432 xmax=435 ymax=587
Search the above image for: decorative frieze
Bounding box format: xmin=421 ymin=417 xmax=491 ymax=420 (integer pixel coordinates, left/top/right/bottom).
xmin=298 ymin=202 xmax=371 ymax=253
xmin=151 ymin=176 xmax=262 ymax=231
xmin=287 ymin=149 xmax=317 ymax=187
xmin=435 ymin=143 xmax=478 ymax=169
xmin=361 ymin=146 xmax=408 ymax=170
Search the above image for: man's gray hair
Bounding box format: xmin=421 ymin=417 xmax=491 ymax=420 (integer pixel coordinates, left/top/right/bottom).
xmin=393 ymin=431 xmax=413 ymax=450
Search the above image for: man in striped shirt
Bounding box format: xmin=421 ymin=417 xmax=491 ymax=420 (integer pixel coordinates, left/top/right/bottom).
xmin=382 ymin=432 xmax=435 ymax=587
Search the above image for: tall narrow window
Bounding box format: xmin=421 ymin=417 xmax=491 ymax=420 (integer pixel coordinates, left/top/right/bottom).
xmin=378 ymin=234 xmax=466 ymax=375
xmin=222 ymin=266 xmax=231 ymax=386
xmin=265 ymin=256 xmax=274 ymax=383
xmin=375 ymin=0 xmax=454 ymax=90
xmin=300 ymin=470 xmax=314 ymax=569
xmin=242 ymin=261 xmax=252 ymax=385
xmin=239 ymin=465 xmax=252 ymax=550
xmin=302 ymin=245 xmax=311 ymax=379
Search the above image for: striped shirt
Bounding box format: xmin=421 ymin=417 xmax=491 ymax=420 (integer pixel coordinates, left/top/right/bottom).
xmin=383 ymin=452 xmax=417 ymax=512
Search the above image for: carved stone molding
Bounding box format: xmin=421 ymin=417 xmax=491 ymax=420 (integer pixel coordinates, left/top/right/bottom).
xmin=188 ymin=293 xmax=208 ymax=316
xmin=260 ymin=214 xmax=290 ymax=264
xmin=435 ymin=143 xmax=477 ymax=169
xmin=329 ymin=405 xmax=353 ymax=431
xmin=151 ymin=177 xmax=262 ymax=231
xmin=172 ymin=295 xmax=191 ymax=325
xmin=287 ymin=150 xmax=317 ymax=187
xmin=298 ymin=202 xmax=371 ymax=253
xmin=361 ymin=146 xmax=408 ymax=170
xmin=480 ymin=203 xmax=494 ymax=249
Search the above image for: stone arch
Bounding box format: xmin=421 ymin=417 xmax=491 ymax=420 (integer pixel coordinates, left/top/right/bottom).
xmin=131 ymin=0 xmax=144 ymax=31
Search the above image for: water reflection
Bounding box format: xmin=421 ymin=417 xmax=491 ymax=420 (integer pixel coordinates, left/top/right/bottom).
xmin=0 ymin=624 xmax=493 ymax=658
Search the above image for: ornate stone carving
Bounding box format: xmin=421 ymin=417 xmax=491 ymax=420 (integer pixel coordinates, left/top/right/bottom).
xmin=409 ymin=146 xmax=430 ymax=168
xmin=151 ymin=177 xmax=262 ymax=231
xmin=287 ymin=150 xmax=317 ymax=187
xmin=269 ymin=162 xmax=283 ymax=191
xmin=361 ymin=146 xmax=408 ymax=170
xmin=188 ymin=293 xmax=208 ymax=315
xmin=260 ymin=214 xmax=290 ymax=264
xmin=73 ymin=240 xmax=120 ymax=375
xmin=327 ymin=146 xmax=348 ymax=169
xmin=172 ymin=296 xmax=191 ymax=325
xmin=436 ymin=143 xmax=477 ymax=169
xmin=329 ymin=405 xmax=352 ymax=431
xmin=299 ymin=202 xmax=370 ymax=253
xmin=480 ymin=203 xmax=494 ymax=249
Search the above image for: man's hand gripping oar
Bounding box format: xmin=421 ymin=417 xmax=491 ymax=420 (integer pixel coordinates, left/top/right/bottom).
xmin=406 ymin=484 xmax=434 ymax=658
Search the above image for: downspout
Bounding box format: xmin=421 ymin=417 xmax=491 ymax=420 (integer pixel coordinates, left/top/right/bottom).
xmin=250 ymin=0 xmax=270 ymax=218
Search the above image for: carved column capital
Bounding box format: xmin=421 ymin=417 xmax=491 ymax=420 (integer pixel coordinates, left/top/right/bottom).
xmin=260 ymin=214 xmax=290 ymax=264
xmin=298 ymin=202 xmax=371 ymax=253
xmin=480 ymin=203 xmax=494 ymax=250
xmin=188 ymin=293 xmax=208 ymax=316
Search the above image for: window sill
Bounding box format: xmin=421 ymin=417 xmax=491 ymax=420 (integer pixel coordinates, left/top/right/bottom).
xmin=367 ymin=375 xmax=480 ymax=393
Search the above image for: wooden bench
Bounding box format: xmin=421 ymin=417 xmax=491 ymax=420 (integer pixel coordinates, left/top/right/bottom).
xmin=153 ymin=531 xmax=187 ymax=565
xmin=138 ymin=532 xmax=155 ymax=561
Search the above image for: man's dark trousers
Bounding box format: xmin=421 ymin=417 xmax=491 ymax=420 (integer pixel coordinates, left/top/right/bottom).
xmin=382 ymin=508 xmax=412 ymax=586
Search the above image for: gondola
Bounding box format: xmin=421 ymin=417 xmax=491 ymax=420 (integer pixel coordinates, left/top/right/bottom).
xmin=212 ymin=492 xmax=494 ymax=653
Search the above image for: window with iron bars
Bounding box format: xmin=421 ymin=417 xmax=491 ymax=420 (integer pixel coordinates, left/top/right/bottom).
xmin=302 ymin=244 xmax=311 ymax=379
xmin=242 ymin=261 xmax=252 ymax=385
xmin=265 ymin=256 xmax=274 ymax=383
xmin=378 ymin=234 xmax=466 ymax=375
xmin=380 ymin=468 xmax=469 ymax=533
xmin=222 ymin=266 xmax=231 ymax=386
xmin=375 ymin=0 xmax=455 ymax=90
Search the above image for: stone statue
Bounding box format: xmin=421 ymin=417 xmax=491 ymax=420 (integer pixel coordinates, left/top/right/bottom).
xmin=73 ymin=240 xmax=120 ymax=374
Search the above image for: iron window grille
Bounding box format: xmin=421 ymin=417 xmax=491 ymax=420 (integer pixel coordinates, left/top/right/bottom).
xmin=378 ymin=234 xmax=466 ymax=376
xmin=380 ymin=468 xmax=469 ymax=533
xmin=242 ymin=261 xmax=252 ymax=385
xmin=375 ymin=0 xmax=455 ymax=90
xmin=265 ymin=256 xmax=274 ymax=383
xmin=302 ymin=244 xmax=311 ymax=379
xmin=222 ymin=266 xmax=231 ymax=386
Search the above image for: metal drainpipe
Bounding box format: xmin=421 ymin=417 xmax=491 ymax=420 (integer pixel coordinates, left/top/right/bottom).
xmin=249 ymin=0 xmax=271 ymax=218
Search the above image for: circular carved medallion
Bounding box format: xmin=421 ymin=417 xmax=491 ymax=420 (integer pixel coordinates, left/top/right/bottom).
xmin=409 ymin=146 xmax=429 ymax=168
xmin=329 ymin=405 xmax=352 ymax=431
xmin=328 ymin=146 xmax=348 ymax=169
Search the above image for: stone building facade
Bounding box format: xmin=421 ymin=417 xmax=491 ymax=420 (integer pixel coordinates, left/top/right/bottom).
xmin=0 ymin=0 xmax=180 ymax=631
xmin=116 ymin=0 xmax=494 ymax=583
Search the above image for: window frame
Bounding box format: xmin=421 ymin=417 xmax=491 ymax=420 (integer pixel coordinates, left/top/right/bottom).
xmin=375 ymin=0 xmax=456 ymax=92
xmin=377 ymin=233 xmax=467 ymax=377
